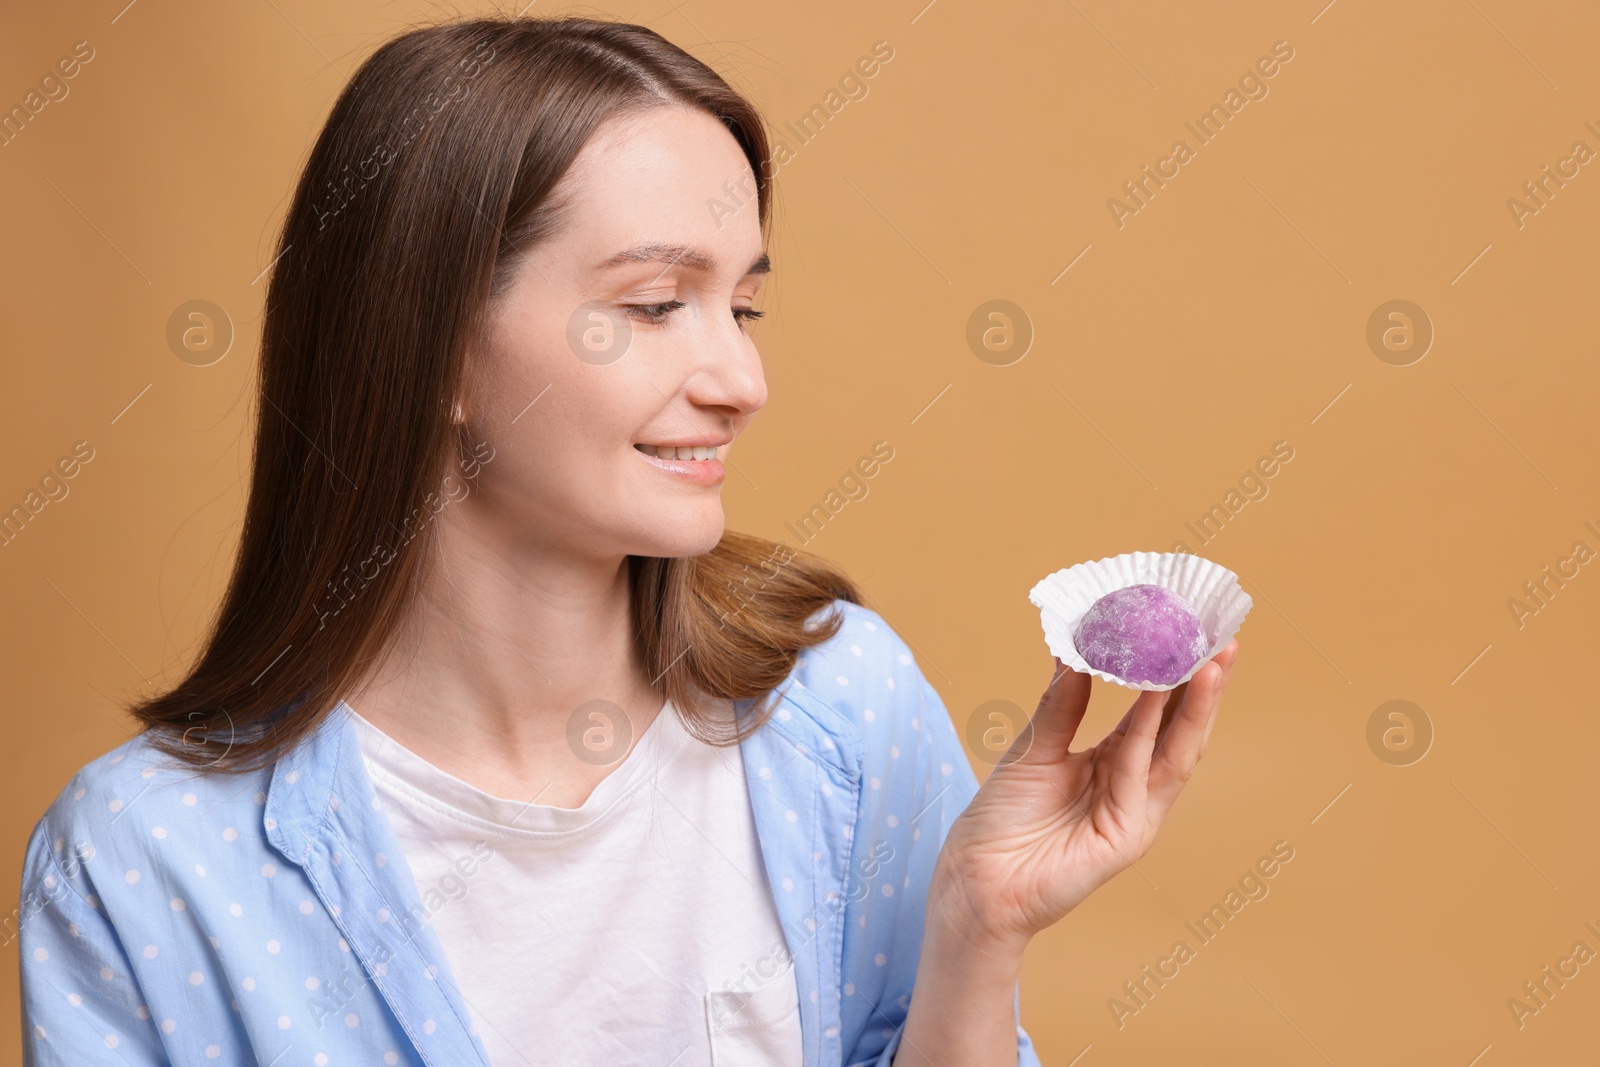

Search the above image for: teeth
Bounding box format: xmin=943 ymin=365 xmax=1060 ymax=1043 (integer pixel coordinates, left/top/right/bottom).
xmin=638 ymin=444 xmax=719 ymax=461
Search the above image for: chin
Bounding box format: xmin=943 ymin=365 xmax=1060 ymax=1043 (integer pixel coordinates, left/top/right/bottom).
xmin=636 ymin=505 xmax=726 ymax=558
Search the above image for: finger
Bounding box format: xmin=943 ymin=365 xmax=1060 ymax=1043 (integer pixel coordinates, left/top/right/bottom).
xmin=1106 ymin=686 xmax=1171 ymax=820
xmin=1155 ymin=639 xmax=1236 ymax=728
xmin=1146 ymin=654 xmax=1233 ymax=824
xmin=1108 ymin=703 xmax=1137 ymax=739
xmin=1157 ymin=679 xmax=1189 ymax=735
xmin=1010 ymin=657 xmax=1092 ymax=766
xmin=1112 ymin=680 xmax=1183 ymax=741
xmin=1144 ymin=639 xmax=1237 ymax=744
xmin=1103 ymin=640 xmax=1238 ymax=749
xmin=1094 ymin=715 xmax=1131 ymax=760
xmin=1190 ymin=641 xmax=1239 ymax=758
xmin=1152 ymin=661 xmax=1222 ymax=775
xmin=1108 ymin=677 xmax=1162 ymax=739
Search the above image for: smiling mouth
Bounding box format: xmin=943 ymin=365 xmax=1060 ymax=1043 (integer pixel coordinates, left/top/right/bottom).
xmin=634 ymin=443 xmax=722 ymax=461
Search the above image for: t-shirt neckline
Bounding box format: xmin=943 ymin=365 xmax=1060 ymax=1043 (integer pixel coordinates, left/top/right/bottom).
xmin=343 ymin=696 xmax=680 ymax=837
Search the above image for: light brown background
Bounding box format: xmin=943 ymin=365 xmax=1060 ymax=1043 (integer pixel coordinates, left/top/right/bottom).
xmin=3 ymin=0 xmax=1597 ymax=1063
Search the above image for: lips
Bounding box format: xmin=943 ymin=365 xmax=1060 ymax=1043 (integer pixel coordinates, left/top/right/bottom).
xmin=633 ymin=442 xmax=726 ymax=486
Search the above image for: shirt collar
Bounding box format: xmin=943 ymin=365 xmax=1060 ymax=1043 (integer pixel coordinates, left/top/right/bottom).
xmin=263 ymin=683 xmax=864 ymax=1067
xmin=736 ymin=680 xmax=863 ymax=1067
xmin=265 ymin=700 xmax=494 ymax=1066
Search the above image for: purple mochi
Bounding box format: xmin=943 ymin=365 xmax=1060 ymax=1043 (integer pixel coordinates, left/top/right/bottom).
xmin=1073 ymin=584 xmax=1209 ymax=685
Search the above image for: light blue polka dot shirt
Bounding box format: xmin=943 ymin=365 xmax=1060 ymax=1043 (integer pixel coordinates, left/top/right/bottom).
xmin=18 ymin=599 xmax=1042 ymax=1065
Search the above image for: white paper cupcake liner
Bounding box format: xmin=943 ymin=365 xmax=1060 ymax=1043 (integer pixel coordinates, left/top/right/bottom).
xmin=1027 ymin=551 xmax=1252 ymax=691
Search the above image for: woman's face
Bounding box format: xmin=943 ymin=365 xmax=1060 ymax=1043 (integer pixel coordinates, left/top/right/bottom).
xmin=464 ymin=105 xmax=769 ymax=563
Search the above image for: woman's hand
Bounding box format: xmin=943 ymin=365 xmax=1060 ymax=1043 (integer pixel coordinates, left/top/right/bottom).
xmin=927 ymin=640 xmax=1240 ymax=958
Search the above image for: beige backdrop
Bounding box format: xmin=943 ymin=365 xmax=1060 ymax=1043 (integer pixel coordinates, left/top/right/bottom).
xmin=3 ymin=0 xmax=1597 ymax=1063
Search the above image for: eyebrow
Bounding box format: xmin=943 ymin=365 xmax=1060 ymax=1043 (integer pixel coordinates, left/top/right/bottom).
xmin=598 ymin=243 xmax=771 ymax=277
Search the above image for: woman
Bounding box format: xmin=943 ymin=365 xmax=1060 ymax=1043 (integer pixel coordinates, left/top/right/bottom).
xmin=18 ymin=15 xmax=1237 ymax=1066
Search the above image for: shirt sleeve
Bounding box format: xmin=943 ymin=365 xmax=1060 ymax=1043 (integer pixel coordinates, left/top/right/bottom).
xmin=836 ymin=610 xmax=1043 ymax=1067
xmin=18 ymin=816 xmax=169 ymax=1066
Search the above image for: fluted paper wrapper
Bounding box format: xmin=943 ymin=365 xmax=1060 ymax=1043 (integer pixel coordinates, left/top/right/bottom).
xmin=1028 ymin=551 xmax=1252 ymax=691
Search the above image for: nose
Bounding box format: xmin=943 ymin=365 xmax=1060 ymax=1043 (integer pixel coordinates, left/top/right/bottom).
xmin=683 ymin=309 xmax=767 ymax=418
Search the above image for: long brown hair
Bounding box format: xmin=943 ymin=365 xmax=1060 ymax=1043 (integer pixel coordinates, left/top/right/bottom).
xmin=130 ymin=14 xmax=861 ymax=774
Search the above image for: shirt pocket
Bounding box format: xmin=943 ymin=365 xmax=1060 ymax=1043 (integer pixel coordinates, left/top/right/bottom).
xmin=704 ymin=970 xmax=803 ymax=1067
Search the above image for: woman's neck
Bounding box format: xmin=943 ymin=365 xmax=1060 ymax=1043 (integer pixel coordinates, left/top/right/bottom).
xmin=343 ymin=517 xmax=665 ymax=807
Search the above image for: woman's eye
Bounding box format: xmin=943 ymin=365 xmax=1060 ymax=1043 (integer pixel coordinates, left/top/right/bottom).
xmin=619 ymin=300 xmax=765 ymax=328
xmin=621 ymin=299 xmax=685 ymax=324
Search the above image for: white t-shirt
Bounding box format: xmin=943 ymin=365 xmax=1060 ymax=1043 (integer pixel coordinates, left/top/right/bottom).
xmin=346 ymin=697 xmax=804 ymax=1067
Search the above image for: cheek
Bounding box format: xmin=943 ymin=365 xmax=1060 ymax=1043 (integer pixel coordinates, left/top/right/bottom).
xmin=470 ymin=304 xmax=667 ymax=505
xmin=476 ymin=308 xmax=656 ymax=432
xmin=474 ymin=314 xmax=569 ymax=423
xmin=476 ymin=380 xmax=645 ymax=510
